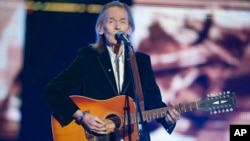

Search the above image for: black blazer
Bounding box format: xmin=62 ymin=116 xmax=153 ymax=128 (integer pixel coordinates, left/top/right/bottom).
xmin=43 ymin=45 xmax=175 ymax=133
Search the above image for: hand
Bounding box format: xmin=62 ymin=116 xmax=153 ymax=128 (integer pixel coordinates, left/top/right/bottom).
xmin=165 ymin=102 xmax=180 ymax=124
xmin=81 ymin=112 xmax=108 ymax=134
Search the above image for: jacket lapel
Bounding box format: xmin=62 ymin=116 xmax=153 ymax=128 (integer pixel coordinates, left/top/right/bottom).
xmin=96 ymin=48 xmax=119 ymax=95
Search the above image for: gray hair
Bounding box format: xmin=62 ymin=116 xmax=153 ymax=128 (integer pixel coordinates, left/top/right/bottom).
xmin=94 ymin=1 xmax=135 ymax=42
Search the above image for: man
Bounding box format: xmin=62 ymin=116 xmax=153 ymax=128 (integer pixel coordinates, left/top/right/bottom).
xmin=43 ymin=1 xmax=180 ymax=141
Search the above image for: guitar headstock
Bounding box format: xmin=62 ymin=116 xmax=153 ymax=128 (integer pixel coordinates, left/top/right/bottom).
xmin=197 ymin=91 xmax=237 ymax=114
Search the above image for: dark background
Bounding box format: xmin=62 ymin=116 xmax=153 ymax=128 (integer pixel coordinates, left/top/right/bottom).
xmin=18 ymin=0 xmax=132 ymax=141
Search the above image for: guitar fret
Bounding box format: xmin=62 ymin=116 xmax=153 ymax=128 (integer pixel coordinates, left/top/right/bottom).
xmin=182 ymin=103 xmax=187 ymax=113
xmin=144 ymin=113 xmax=148 ymax=121
xmin=186 ymin=103 xmax=192 ymax=112
xmin=149 ymin=112 xmax=152 ymax=120
xmin=144 ymin=112 xmax=147 ymax=121
xmin=191 ymin=102 xmax=198 ymax=111
xmin=148 ymin=113 xmax=150 ymax=121
xmin=177 ymin=103 xmax=185 ymax=113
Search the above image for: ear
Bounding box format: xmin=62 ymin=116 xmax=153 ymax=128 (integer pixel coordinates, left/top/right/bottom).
xmin=97 ymin=24 xmax=104 ymax=35
xmin=127 ymin=27 xmax=133 ymax=36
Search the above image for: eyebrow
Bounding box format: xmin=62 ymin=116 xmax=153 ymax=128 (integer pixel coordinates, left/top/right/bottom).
xmin=108 ymin=17 xmax=127 ymax=21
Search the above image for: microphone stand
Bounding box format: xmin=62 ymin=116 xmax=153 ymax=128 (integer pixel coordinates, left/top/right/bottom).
xmin=124 ymin=42 xmax=150 ymax=141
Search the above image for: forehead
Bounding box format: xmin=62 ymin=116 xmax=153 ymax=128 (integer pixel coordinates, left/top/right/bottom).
xmin=104 ymin=7 xmax=128 ymax=19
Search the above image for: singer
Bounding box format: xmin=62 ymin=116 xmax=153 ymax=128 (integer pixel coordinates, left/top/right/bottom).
xmin=43 ymin=1 xmax=180 ymax=141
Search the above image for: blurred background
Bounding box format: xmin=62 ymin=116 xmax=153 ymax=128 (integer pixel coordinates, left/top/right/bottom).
xmin=0 ymin=0 xmax=249 ymax=141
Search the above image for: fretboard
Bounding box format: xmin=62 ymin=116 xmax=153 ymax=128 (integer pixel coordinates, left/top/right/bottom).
xmin=123 ymin=101 xmax=198 ymax=125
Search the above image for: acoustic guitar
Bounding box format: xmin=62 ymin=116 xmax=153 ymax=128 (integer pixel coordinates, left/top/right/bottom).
xmin=51 ymin=91 xmax=237 ymax=141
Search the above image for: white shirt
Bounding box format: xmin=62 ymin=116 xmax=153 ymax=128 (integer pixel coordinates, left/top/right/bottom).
xmin=107 ymin=46 xmax=125 ymax=93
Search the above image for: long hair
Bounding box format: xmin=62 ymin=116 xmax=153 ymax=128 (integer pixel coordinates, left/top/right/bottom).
xmin=92 ymin=1 xmax=135 ymax=52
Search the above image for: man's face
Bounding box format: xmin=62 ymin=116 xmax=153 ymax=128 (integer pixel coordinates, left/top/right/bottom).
xmin=99 ymin=7 xmax=131 ymax=46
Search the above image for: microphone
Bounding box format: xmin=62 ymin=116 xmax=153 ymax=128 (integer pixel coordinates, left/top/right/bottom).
xmin=115 ymin=31 xmax=131 ymax=46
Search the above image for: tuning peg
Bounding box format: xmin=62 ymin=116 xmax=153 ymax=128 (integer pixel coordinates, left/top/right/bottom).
xmin=218 ymin=110 xmax=221 ymax=113
xmin=210 ymin=111 xmax=214 ymax=115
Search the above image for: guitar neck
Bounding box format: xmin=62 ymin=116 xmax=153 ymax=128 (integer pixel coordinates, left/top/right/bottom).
xmin=123 ymin=91 xmax=236 ymax=125
xmin=124 ymin=101 xmax=198 ymax=125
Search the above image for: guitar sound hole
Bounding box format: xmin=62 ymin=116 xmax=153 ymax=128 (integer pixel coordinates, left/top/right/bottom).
xmin=106 ymin=114 xmax=121 ymax=128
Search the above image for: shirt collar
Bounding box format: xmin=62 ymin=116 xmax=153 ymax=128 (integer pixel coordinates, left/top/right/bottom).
xmin=106 ymin=46 xmax=125 ymax=61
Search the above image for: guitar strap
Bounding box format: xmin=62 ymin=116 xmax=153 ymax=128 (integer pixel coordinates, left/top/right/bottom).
xmin=127 ymin=46 xmax=145 ymax=111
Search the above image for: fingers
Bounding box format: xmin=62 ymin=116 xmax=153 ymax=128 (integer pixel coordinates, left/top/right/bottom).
xmin=166 ymin=109 xmax=180 ymax=124
xmin=165 ymin=102 xmax=181 ymax=124
xmin=90 ymin=119 xmax=108 ymax=134
xmin=82 ymin=113 xmax=108 ymax=134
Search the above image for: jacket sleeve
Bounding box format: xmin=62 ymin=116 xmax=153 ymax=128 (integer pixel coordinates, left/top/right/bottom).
xmin=137 ymin=53 xmax=177 ymax=134
xmin=43 ymin=48 xmax=87 ymax=126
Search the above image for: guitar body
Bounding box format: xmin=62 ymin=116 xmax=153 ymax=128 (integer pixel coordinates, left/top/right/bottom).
xmin=51 ymin=95 xmax=138 ymax=141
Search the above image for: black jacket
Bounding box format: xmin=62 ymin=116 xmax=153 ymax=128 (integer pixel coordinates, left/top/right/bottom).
xmin=43 ymin=45 xmax=175 ymax=134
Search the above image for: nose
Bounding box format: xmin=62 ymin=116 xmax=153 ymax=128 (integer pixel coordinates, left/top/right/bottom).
xmin=115 ymin=22 xmax=121 ymax=30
